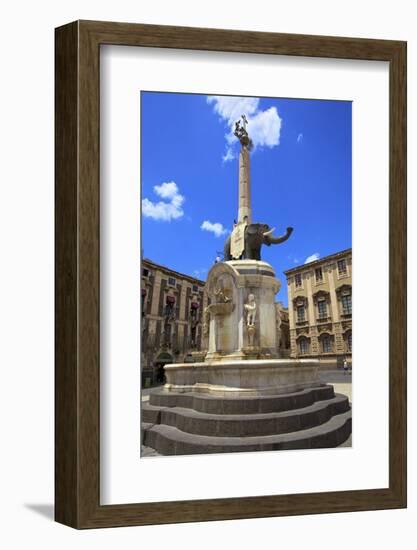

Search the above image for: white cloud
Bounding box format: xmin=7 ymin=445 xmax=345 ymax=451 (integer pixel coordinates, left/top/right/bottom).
xmin=153 ymin=181 xmax=179 ymax=200
xmin=222 ymin=148 xmax=235 ymax=163
xmin=304 ymin=253 xmax=320 ymax=264
xmin=207 ymin=96 xmax=259 ymax=125
xmin=249 ymin=107 xmax=282 ymax=148
xmin=193 ymin=268 xmax=208 ymax=277
xmin=297 ymin=133 xmax=303 ymax=143
xmin=142 ymin=181 xmax=185 ymax=221
xmin=207 ymin=96 xmax=282 ymax=161
xmin=200 ymin=220 xmax=228 ymax=237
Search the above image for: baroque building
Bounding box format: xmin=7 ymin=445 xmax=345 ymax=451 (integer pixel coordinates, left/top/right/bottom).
xmin=275 ymin=301 xmax=290 ymax=357
xmin=141 ymin=259 xmax=207 ymax=386
xmin=284 ymin=249 xmax=352 ymax=367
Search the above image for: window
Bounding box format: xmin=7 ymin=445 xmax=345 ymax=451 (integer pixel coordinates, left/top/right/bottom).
xmin=321 ymin=334 xmax=332 ymax=353
xmin=192 ymin=284 xmax=199 ymax=293
xmin=297 ymin=306 xmax=305 ymax=322
xmin=315 ymin=267 xmax=323 ymax=282
xmin=190 ymin=324 xmax=197 ymax=347
xmin=142 ymin=268 xmax=149 ymax=277
xmin=317 ymin=300 xmax=327 ymax=319
xmin=165 ymin=296 xmax=176 ymax=318
xmin=168 ymin=277 xmax=176 ymax=286
xmin=164 ymin=322 xmax=172 ymax=345
xmin=190 ymin=302 xmax=199 ymax=320
xmin=341 ymin=294 xmax=352 ymax=315
xmin=337 ymin=259 xmax=347 ymax=275
xmin=295 ymin=273 xmax=302 ymax=288
xmin=346 ymin=332 xmax=352 ymax=352
xmin=299 ymin=337 xmax=309 ymax=355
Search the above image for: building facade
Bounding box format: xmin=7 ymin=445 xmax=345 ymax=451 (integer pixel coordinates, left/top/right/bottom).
xmin=275 ymin=301 xmax=291 ymax=357
xmin=284 ymin=249 xmax=352 ymax=367
xmin=141 ymin=259 xmax=208 ymax=385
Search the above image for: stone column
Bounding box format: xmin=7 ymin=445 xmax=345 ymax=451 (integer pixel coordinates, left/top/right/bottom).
xmin=305 ymin=272 xmax=315 ymax=324
xmin=150 ymin=271 xmax=162 ymax=316
xmin=179 ymin=284 xmax=187 ymax=320
xmin=287 ymin=277 xmax=298 ymax=358
xmin=306 ymin=271 xmax=319 ymax=356
xmin=328 ymin=265 xmax=340 ymax=322
xmin=238 ymin=146 xmax=252 ymax=223
xmin=328 ymin=265 xmax=344 ymax=356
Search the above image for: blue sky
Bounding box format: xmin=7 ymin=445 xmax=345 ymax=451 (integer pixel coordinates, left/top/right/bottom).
xmin=141 ymin=92 xmax=352 ymax=306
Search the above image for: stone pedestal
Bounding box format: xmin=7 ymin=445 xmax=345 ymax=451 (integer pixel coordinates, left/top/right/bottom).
xmin=203 ymin=260 xmax=280 ymax=361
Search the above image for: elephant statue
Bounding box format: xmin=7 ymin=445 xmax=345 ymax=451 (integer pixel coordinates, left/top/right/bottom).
xmin=224 ymin=223 xmax=293 ymax=261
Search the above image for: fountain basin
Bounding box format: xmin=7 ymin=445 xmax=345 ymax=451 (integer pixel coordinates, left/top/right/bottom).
xmin=164 ymin=358 xmax=320 ymax=397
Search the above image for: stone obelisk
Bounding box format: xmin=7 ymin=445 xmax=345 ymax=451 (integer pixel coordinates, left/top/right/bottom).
xmin=236 ymin=115 xmax=252 ymax=224
xmin=229 ymin=115 xmax=253 ymax=260
xmin=238 ymin=144 xmax=252 ymax=223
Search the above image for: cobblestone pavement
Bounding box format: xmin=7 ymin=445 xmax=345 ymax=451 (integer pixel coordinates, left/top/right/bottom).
xmin=320 ymin=369 xmax=352 ymax=403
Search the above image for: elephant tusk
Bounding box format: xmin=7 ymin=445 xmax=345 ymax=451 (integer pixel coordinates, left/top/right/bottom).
xmin=262 ymin=227 xmax=276 ymax=237
xmin=266 ymin=226 xmax=294 ymax=244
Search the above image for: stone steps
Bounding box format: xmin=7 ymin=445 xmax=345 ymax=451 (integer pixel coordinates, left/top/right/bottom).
xmin=142 ymin=410 xmax=352 ymax=455
xmin=141 ymin=383 xmax=351 ymax=456
xmin=142 ymin=394 xmax=349 ymax=437
xmin=148 ymin=384 xmax=335 ymax=415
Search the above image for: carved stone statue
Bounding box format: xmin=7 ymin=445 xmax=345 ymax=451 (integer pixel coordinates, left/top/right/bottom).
xmin=244 ymin=294 xmax=257 ymax=348
xmin=224 ymin=223 xmax=293 ymax=261
xmin=244 ymin=293 xmax=257 ymax=327
xmin=202 ymin=308 xmax=210 ymax=335
xmin=214 ymin=286 xmax=231 ymax=303
xmin=234 ymin=114 xmax=253 ymax=149
xmin=203 ymin=281 xmax=235 ymax=338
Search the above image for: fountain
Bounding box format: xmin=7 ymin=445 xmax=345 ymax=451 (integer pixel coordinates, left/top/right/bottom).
xmin=142 ymin=115 xmax=351 ymax=455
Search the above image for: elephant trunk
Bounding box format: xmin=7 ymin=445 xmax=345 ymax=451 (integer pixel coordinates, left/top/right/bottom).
xmin=264 ymin=226 xmax=294 ymax=245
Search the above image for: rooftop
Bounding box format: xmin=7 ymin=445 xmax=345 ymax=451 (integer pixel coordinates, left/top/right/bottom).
xmin=284 ymin=248 xmax=352 ymax=276
xmin=142 ymin=257 xmax=206 ymax=286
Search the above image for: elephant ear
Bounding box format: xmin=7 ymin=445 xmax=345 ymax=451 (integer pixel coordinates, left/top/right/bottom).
xmin=246 ymin=224 xmax=260 ymax=235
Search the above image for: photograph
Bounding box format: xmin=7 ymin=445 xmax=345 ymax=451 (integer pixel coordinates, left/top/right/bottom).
xmin=140 ymin=91 xmax=352 ymax=457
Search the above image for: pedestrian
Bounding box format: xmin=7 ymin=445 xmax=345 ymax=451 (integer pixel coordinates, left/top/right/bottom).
xmin=343 ymin=357 xmax=348 ymax=375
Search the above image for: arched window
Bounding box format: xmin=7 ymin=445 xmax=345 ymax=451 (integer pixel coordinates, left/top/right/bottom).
xmin=297 ymin=305 xmax=305 ymax=322
xmin=164 ymin=295 xmax=176 ymax=318
xmin=190 ymin=301 xmax=199 ymax=321
xmin=320 ymin=333 xmax=333 ymax=353
xmin=341 ymin=294 xmax=352 ymax=315
xmin=298 ymin=337 xmax=310 ymax=355
xmin=317 ymin=299 xmax=327 ymax=319
xmin=336 ymin=285 xmax=352 ymax=316
xmin=313 ymin=290 xmax=330 ymax=322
